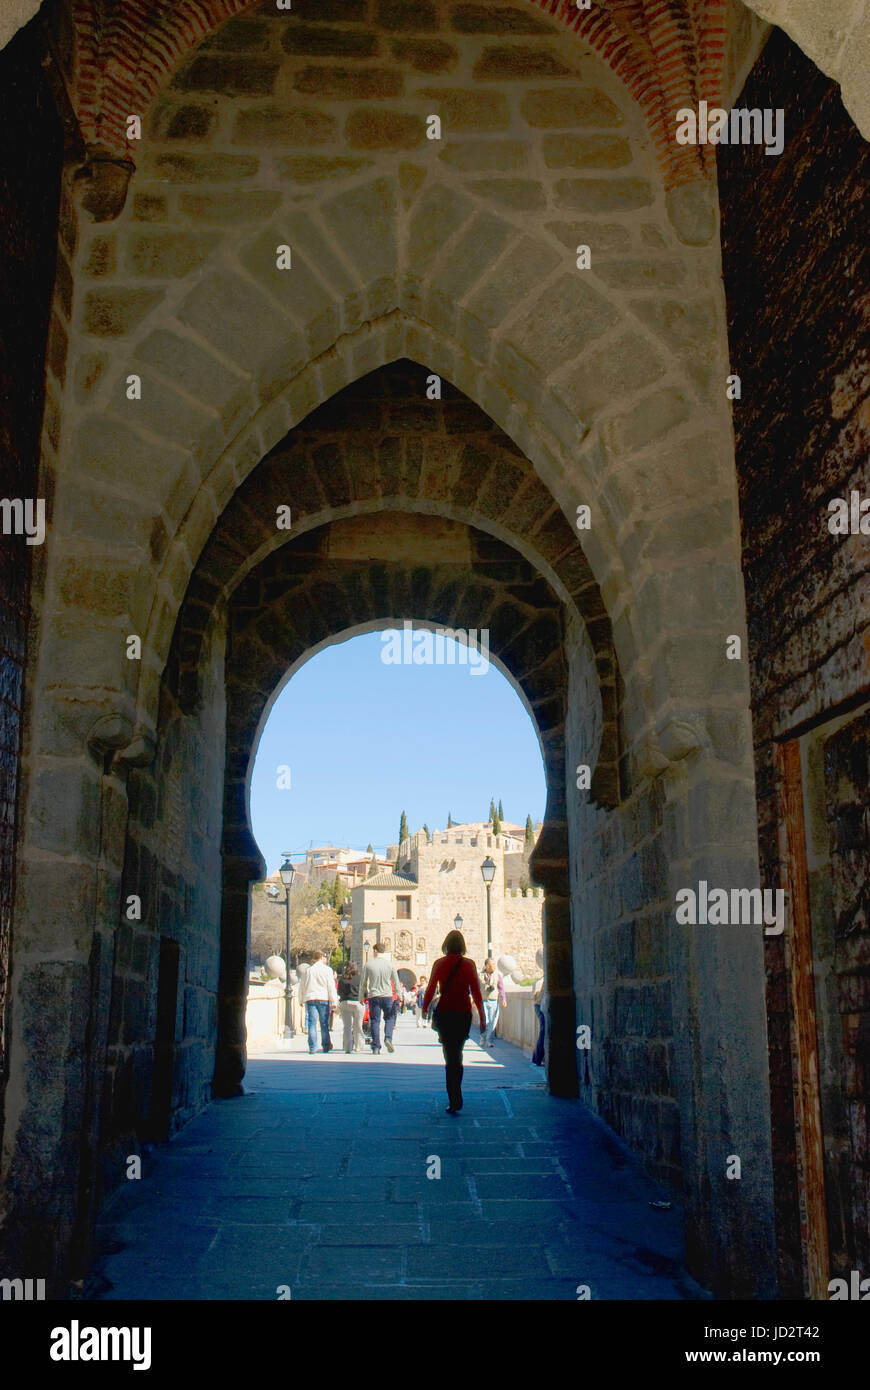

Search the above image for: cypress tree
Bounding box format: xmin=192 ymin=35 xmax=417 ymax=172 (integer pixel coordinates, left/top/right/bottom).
xmin=399 ymin=810 xmax=409 ymax=845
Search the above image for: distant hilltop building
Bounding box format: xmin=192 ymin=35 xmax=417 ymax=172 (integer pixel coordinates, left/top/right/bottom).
xmin=295 ymin=845 xmax=392 ymax=892
xmin=350 ymin=821 xmax=543 ymax=980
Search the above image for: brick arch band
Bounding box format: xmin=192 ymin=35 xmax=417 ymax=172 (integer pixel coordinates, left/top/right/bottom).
xmin=63 ymin=0 xmax=726 ymax=203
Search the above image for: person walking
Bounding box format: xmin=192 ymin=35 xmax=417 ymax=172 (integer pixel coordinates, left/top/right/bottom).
xmin=337 ymin=963 xmax=365 ymax=1053
xmin=531 ymin=975 xmax=546 ymax=1067
xmin=415 ymin=975 xmax=429 ymax=1028
xmin=423 ymin=929 xmax=485 ymax=1115
xmin=298 ymin=950 xmax=338 ymax=1054
xmin=480 ymin=958 xmax=506 ymax=1048
xmin=358 ymin=942 xmax=401 ymax=1054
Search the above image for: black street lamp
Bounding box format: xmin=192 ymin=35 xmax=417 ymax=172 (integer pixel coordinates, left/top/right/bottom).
xmin=454 ymin=913 xmax=463 ymax=934
xmin=480 ymin=856 xmax=496 ymax=958
xmin=340 ymin=912 xmax=351 ymax=966
xmin=278 ymin=855 xmax=296 ymax=1036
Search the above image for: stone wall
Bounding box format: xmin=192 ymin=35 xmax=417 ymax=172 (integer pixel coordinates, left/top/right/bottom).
xmin=502 ymin=889 xmax=543 ymax=976
xmin=104 ymin=611 xmax=227 ymax=1186
xmin=0 ymin=19 xmax=62 ymax=1145
xmin=719 ymin=27 xmax=870 ymax=1295
xmin=566 ymin=607 xmax=680 ymax=1189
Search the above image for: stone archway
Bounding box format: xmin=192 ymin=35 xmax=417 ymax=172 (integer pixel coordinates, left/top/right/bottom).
xmin=2 ymin=0 xmax=779 ymax=1299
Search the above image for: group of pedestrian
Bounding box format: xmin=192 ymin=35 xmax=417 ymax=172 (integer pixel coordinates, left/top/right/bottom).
xmin=295 ymin=936 xmax=547 ymax=1113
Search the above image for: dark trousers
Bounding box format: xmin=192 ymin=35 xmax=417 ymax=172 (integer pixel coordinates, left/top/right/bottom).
xmin=368 ymin=995 xmax=396 ymax=1050
xmin=435 ymin=1009 xmax=472 ymax=1108
xmin=532 ymin=1002 xmax=546 ymax=1066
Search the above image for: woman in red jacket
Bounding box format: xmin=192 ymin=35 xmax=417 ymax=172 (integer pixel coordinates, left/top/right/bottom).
xmin=423 ymin=929 xmax=486 ymax=1114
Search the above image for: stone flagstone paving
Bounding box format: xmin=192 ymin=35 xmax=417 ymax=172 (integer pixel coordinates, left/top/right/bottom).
xmin=90 ymin=1015 xmax=704 ymax=1301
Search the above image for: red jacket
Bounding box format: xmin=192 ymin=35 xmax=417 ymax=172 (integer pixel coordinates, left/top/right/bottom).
xmin=423 ymin=955 xmax=485 ymax=1026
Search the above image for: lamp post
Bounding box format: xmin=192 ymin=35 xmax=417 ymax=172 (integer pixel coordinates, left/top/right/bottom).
xmin=480 ymin=856 xmax=496 ymax=958
xmin=340 ymin=912 xmax=351 ymax=967
xmin=454 ymin=913 xmax=463 ymax=934
xmin=278 ymin=855 xmax=296 ymax=1036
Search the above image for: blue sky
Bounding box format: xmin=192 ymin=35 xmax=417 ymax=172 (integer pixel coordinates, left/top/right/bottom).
xmin=249 ymin=630 xmax=546 ymax=874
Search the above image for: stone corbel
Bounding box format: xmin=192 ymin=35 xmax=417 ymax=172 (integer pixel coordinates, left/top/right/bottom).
xmin=73 ymin=149 xmax=135 ymax=223
xmin=638 ymin=718 xmax=707 ymax=779
xmin=86 ymin=715 xmax=155 ymax=771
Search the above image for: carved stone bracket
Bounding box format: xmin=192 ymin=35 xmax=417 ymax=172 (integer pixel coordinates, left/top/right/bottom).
xmin=86 ymin=715 xmax=155 ymax=770
xmin=73 ymin=151 xmax=135 ymax=223
xmin=638 ymin=718 xmax=707 ymax=780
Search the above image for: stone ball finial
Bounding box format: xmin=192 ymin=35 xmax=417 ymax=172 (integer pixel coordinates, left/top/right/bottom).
xmin=264 ymin=955 xmax=286 ymax=981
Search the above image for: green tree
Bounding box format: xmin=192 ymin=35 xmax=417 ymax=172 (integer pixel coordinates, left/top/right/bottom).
xmin=489 ymin=798 xmax=496 ymax=824
xmin=423 ymin=823 xmax=430 ymax=842
xmin=498 ymin=798 xmax=504 ymax=821
xmin=525 ymin=814 xmax=534 ymax=846
xmin=399 ymin=810 xmax=409 ymax=845
xmin=366 ymin=843 xmax=373 ymax=853
xmin=493 ymin=808 xmax=501 ymax=835
xmin=447 ymin=811 xmax=453 ymax=828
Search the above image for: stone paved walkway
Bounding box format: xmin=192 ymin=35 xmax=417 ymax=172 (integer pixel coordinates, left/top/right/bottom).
xmin=90 ymin=1015 xmax=702 ymax=1301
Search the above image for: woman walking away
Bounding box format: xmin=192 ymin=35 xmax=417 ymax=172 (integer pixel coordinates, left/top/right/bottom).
xmin=480 ymin=958 xmax=506 ymax=1048
xmin=423 ymin=930 xmax=485 ymax=1115
xmin=338 ymin=963 xmax=365 ymax=1053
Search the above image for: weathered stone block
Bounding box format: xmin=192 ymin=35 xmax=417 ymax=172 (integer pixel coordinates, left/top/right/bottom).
xmin=451 ymin=4 xmax=551 ymax=34
xmin=125 ymin=230 xmax=218 ymax=278
xmin=521 ymin=88 xmax=624 ymax=128
xmin=131 ymin=192 xmax=168 ymax=222
xmin=439 ymin=139 xmax=526 ymax=172
xmin=555 ymin=178 xmax=654 ymax=213
xmin=406 ymin=183 xmax=473 ymax=274
xmin=506 ymin=273 xmax=620 ymax=374
xmin=604 ymin=387 xmax=692 ymax=456
xmin=162 ymin=105 xmax=216 ymax=141
xmin=282 ymin=25 xmax=379 ymax=57
xmin=543 ymin=133 xmax=633 ymax=169
xmin=178 ymin=190 xmax=282 ymax=223
xmin=149 ymin=153 xmax=259 ymax=182
xmin=474 ymin=46 xmax=574 ymax=80
xmin=345 ymin=108 xmax=425 ymax=148
xmin=415 ymin=87 xmax=509 ymax=131
xmin=232 ymin=105 xmax=336 ymax=145
xmin=467 ymin=178 xmax=546 ymax=211
xmin=174 ymin=56 xmax=279 ymax=95
xmin=391 ymin=39 xmax=457 ymax=71
xmin=83 ymin=236 xmax=116 ymax=278
xmin=177 ymin=270 xmax=291 ymax=375
xmin=546 ymin=220 xmax=631 ymax=253
xmin=134 ymin=329 xmax=247 ymax=422
xmin=463 ymin=235 xmax=558 ymax=331
xmin=293 ymin=66 xmax=403 ymax=99
xmin=595 ymin=260 xmax=688 ymax=292
xmin=82 ymin=288 xmax=164 ymax=337
xmin=377 ymin=0 xmax=437 ymax=30
xmin=276 ymin=155 xmax=374 ymax=183
xmin=203 ymin=18 xmax=270 ymax=51
xmin=556 ymin=333 xmax=667 ymax=423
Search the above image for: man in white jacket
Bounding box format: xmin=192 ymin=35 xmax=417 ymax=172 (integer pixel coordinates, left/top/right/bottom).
xmin=298 ymin=951 xmax=338 ymax=1054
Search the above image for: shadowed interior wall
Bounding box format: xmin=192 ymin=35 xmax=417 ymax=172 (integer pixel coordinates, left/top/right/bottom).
xmin=719 ymin=27 xmax=870 ymax=1296
xmin=0 ymin=18 xmax=63 ymax=1145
